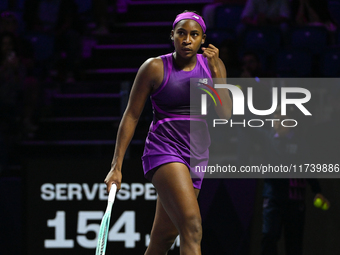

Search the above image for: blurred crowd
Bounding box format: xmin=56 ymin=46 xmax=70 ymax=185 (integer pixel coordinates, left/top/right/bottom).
xmin=0 ymin=0 xmax=85 ymax=174
xmin=0 ymin=0 xmax=118 ymax=169
xmin=204 ymin=0 xmax=339 ymax=79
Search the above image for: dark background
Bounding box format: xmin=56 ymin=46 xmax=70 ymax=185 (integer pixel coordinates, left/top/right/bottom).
xmin=0 ymin=0 xmax=340 ymax=254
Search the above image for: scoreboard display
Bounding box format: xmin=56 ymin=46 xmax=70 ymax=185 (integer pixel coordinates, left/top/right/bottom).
xmin=25 ymin=158 xmax=179 ymax=254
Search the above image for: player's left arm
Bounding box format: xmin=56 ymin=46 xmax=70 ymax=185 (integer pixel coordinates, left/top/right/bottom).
xmin=202 ymin=44 xmax=232 ymax=119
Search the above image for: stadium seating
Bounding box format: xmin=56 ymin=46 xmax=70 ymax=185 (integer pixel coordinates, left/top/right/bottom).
xmin=74 ymin=0 xmax=92 ymax=13
xmin=329 ymin=1 xmax=340 ymax=25
xmin=290 ymin=27 xmax=328 ymax=54
xmin=319 ymin=48 xmax=340 ymax=77
xmin=206 ymin=29 xmax=235 ymax=46
xmin=24 ymin=33 xmax=55 ymax=62
xmin=244 ymin=28 xmax=282 ymax=54
xmin=215 ymin=5 xmax=244 ymax=31
xmin=0 ymin=0 xmax=8 ymax=12
xmin=275 ymin=49 xmax=312 ymax=77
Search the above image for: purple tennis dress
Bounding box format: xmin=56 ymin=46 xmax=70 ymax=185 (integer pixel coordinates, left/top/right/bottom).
xmin=141 ymin=53 xmax=212 ymax=189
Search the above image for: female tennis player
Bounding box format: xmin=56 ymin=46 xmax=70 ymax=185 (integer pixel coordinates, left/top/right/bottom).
xmin=104 ymin=10 xmax=232 ymax=254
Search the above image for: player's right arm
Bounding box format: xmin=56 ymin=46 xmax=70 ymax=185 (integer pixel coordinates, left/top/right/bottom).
xmin=104 ymin=57 xmax=164 ymax=192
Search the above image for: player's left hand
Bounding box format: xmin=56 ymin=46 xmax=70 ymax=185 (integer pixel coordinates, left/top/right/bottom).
xmin=201 ymin=44 xmax=220 ymax=75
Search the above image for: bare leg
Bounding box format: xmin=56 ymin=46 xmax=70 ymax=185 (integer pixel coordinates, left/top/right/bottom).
xmin=144 ymin=197 xmax=179 ymax=254
xmin=145 ymin=162 xmax=202 ymax=255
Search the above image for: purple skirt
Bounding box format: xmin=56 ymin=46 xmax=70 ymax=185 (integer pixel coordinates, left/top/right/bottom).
xmin=141 ymin=120 xmax=210 ymax=189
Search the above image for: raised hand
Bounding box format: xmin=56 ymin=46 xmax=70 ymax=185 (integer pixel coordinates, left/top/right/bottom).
xmin=201 ymin=44 xmax=221 ymax=76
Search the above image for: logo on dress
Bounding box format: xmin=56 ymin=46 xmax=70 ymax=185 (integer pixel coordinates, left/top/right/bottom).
xmin=198 ymin=78 xmax=208 ymax=85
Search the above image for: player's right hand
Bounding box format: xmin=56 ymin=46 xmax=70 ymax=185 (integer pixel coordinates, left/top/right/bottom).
xmin=104 ymin=164 xmax=122 ymax=192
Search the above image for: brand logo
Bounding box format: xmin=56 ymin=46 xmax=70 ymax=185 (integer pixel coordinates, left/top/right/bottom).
xmin=193 ymin=15 xmax=200 ymax=20
xmin=200 ymin=84 xmax=311 ymax=128
xmin=197 ymin=80 xmax=222 ymax=115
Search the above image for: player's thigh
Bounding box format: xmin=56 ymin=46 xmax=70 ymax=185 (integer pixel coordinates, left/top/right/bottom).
xmin=150 ymin=197 xmax=178 ymax=240
xmin=151 ymin=188 xmax=200 ymax=236
xmin=152 ymin=162 xmax=201 ymax=229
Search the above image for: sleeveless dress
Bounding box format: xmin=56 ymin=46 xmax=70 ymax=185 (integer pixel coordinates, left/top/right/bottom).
xmin=141 ymin=53 xmax=213 ymax=189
